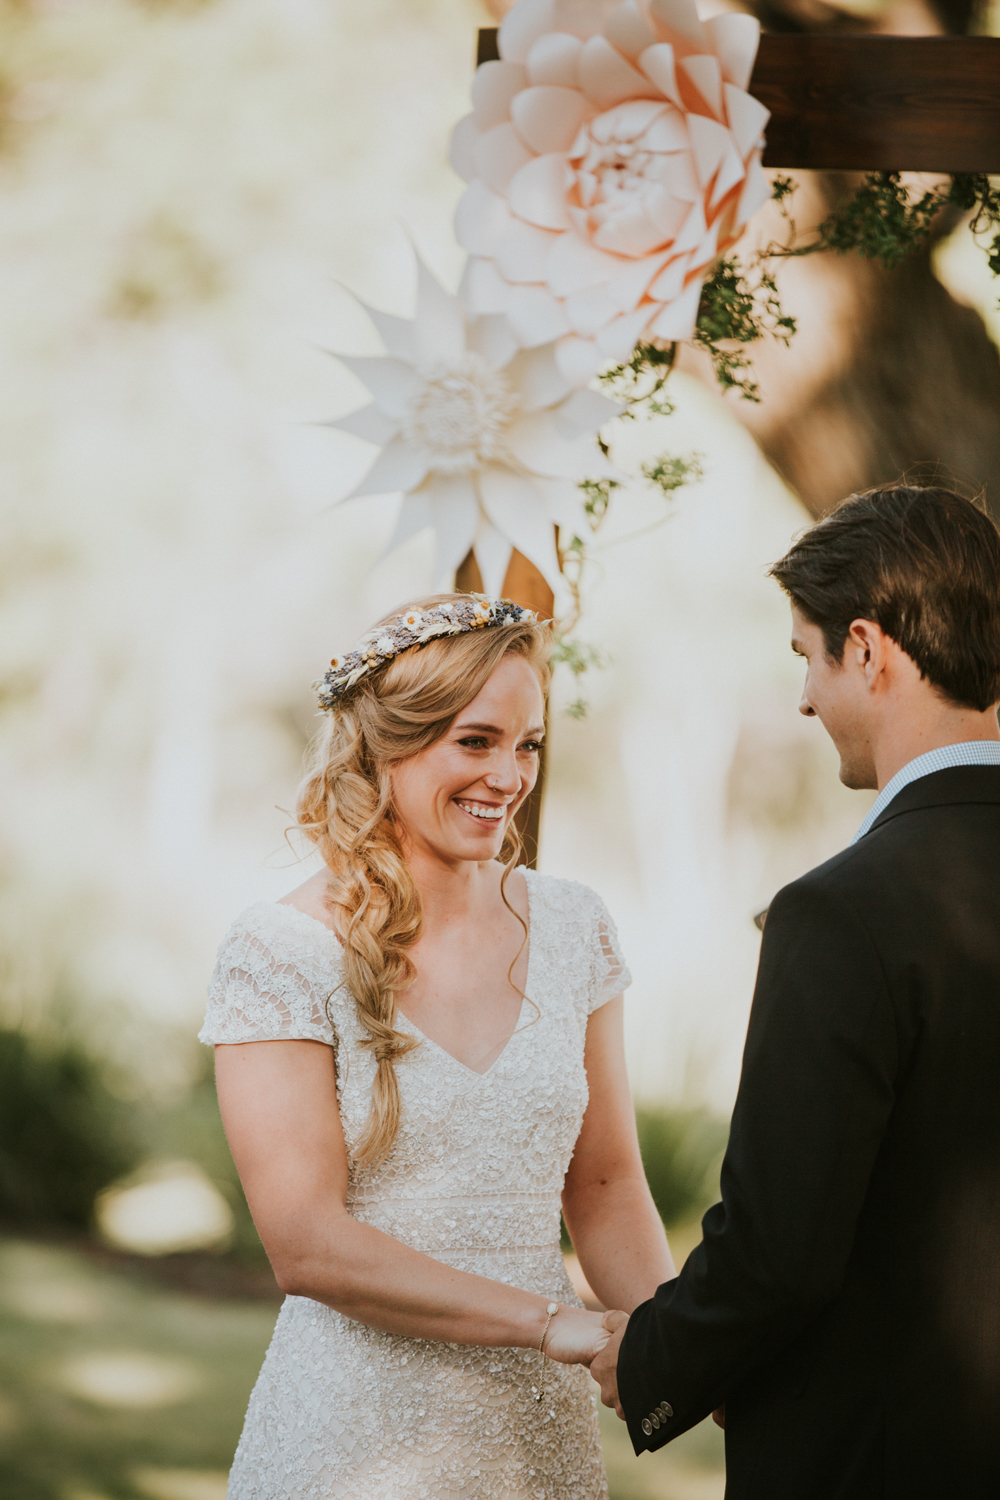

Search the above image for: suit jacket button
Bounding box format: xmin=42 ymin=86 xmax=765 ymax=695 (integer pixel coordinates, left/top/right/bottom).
xmin=660 ymin=1403 xmax=673 ymax=1419
xmin=641 ymin=1419 xmax=652 ymax=1436
xmin=651 ymin=1414 xmax=661 ymax=1428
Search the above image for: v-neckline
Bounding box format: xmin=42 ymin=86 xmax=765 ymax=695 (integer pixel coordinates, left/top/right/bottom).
xmin=271 ymin=868 xmax=536 ymax=1080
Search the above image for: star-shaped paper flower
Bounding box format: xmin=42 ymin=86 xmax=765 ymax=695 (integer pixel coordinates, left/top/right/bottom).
xmin=327 ymin=254 xmax=622 ymax=595
xmin=450 ymin=0 xmax=771 ymax=386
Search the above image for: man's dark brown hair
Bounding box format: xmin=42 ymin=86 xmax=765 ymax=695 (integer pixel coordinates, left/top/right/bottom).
xmin=769 ymin=485 xmax=1000 ymax=712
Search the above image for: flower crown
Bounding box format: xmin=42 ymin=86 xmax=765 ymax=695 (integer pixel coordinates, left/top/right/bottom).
xmin=315 ymin=594 xmax=540 ymax=711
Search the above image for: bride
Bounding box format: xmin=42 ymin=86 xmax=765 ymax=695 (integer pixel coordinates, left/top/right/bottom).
xmin=200 ymin=593 xmax=674 ymax=1499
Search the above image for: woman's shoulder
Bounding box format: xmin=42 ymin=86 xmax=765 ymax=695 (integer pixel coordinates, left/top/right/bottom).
xmin=523 ymin=868 xmax=610 ymax=924
xmin=218 ymin=898 xmax=342 ymax=968
xmin=200 ymin=900 xmax=345 ymax=1048
xmin=524 ymin=869 xmax=631 ymax=1012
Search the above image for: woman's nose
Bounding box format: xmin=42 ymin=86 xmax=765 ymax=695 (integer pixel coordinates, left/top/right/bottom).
xmin=489 ymin=753 xmax=521 ymax=793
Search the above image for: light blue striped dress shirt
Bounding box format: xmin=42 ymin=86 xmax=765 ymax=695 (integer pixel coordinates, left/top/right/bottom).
xmin=852 ymin=740 xmax=1000 ymax=843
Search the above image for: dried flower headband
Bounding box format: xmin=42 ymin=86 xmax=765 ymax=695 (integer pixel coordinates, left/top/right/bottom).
xmin=314 ymin=594 xmax=540 ymax=712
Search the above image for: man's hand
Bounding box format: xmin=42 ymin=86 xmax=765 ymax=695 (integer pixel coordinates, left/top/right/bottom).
xmin=589 ymin=1309 xmax=629 ymax=1419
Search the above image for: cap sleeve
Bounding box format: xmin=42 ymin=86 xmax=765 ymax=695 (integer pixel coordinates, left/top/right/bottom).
xmin=588 ymin=894 xmax=632 ymax=1014
xmin=199 ymin=905 xmax=339 ymax=1048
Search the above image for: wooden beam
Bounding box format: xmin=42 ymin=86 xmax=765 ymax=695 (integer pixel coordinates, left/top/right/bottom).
xmin=476 ymin=30 xmax=1000 ymax=172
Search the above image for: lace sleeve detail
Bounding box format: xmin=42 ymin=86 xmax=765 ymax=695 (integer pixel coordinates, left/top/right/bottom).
xmin=589 ymin=895 xmax=632 ymax=1014
xmin=198 ymin=907 xmax=338 ymax=1048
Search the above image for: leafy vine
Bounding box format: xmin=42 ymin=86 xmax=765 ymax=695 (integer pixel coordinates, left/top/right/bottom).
xmin=557 ymin=171 xmax=1000 ymax=711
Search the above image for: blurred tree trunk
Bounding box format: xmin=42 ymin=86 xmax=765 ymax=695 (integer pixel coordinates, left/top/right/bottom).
xmin=685 ymin=0 xmax=1000 ymax=518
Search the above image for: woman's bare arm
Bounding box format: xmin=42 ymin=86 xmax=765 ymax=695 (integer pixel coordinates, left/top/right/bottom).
xmin=561 ymin=997 xmax=676 ymax=1313
xmin=214 ymin=1038 xmax=609 ymax=1361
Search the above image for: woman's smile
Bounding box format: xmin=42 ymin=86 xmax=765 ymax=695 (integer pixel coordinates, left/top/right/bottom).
xmin=453 ymin=797 xmax=506 ymax=823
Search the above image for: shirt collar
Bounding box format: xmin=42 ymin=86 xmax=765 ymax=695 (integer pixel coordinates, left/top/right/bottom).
xmin=852 ymin=741 xmax=1000 ymax=843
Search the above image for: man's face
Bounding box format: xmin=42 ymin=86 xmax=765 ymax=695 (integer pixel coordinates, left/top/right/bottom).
xmin=791 ymin=606 xmax=878 ymax=790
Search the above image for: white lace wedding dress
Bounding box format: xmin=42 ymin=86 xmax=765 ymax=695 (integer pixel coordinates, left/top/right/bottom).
xmin=200 ymin=868 xmax=631 ymax=1500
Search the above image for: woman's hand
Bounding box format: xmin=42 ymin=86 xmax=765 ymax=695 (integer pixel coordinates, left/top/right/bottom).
xmin=543 ymin=1306 xmax=625 ymax=1367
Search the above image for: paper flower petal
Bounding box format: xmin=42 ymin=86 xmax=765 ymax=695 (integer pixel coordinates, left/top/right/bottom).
xmin=679 ymin=55 xmax=724 ymax=121
xmin=646 ymin=273 xmax=702 ymax=340
xmin=422 ymin=474 xmax=481 ymax=582
xmin=526 ymin=32 xmax=583 ymax=86
xmin=503 ymin=343 xmax=573 ymax=410
xmin=337 ymin=356 xmax=421 ymax=418
xmin=355 ymin=299 xmax=415 ymax=362
xmin=449 ymin=114 xmax=480 ymax=182
xmin=499 ymin=0 xmax=559 ymax=65
xmin=724 ymin=84 xmax=770 ymax=161
xmin=646 ymin=0 xmax=708 ymax=53
xmin=460 ymin=257 xmax=511 ymax=315
xmin=325 ymin=253 xmax=617 ymax=589
xmin=495 ymin=218 xmax=560 ymax=284
xmin=706 ymin=12 xmax=761 ymax=91
xmin=506 ymin=408 xmax=612 ymax=479
xmin=552 ymin=386 xmax=625 ymax=437
xmin=455 ymin=181 xmax=514 ymax=258
xmin=511 ymin=85 xmax=590 ymax=155
xmin=472 ymin=515 xmax=515 ymax=598
xmin=639 ymin=42 xmax=682 ymax=108
xmin=508 ymin=153 xmax=573 ymax=231
xmin=505 ymin=283 xmax=572 ymax=345
xmin=466 ymin=312 xmax=520 ymax=370
xmin=595 ymin=304 xmax=655 ymax=358
xmin=478 ymin=465 xmax=563 ymax=593
xmin=413 ymin=257 xmax=467 ymax=364
xmin=341 ymin=435 xmax=431 ymax=501
xmin=687 ymin=113 xmax=731 ymax=187
xmin=475 ymin=122 xmax=535 ymax=194
xmin=326 ymin=403 xmax=400 ymax=446
xmin=456 ymin=0 xmax=768 ymax=366
xmin=472 ymin=60 xmax=528 ymax=131
xmin=547 ymin=231 xmax=622 ymax=297
xmin=603 ymin=1 xmax=657 ymax=61
xmin=555 ymin=334 xmax=602 ymax=386
xmin=578 ymin=35 xmax=652 ymax=109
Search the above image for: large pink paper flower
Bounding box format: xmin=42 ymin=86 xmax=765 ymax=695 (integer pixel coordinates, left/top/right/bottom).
xmin=450 ymin=0 xmax=771 ymax=386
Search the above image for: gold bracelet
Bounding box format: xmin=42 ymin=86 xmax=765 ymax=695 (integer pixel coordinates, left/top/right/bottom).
xmin=532 ymin=1301 xmax=559 ymax=1405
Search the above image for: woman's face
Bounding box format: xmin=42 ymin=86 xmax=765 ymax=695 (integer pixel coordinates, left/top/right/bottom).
xmin=391 ymin=654 xmax=545 ymax=867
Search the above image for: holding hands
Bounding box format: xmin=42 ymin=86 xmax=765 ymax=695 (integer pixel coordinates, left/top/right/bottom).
xmin=542 ymin=1306 xmax=629 ymax=1385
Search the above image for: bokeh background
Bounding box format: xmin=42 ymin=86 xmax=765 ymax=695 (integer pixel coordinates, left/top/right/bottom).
xmin=2 ymin=1 xmax=998 ymax=1497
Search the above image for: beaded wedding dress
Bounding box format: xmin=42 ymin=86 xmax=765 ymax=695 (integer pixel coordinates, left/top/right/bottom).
xmin=199 ymin=869 xmax=631 ymax=1500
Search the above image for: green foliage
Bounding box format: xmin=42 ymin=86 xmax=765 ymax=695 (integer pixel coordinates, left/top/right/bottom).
xmin=147 ymin=1054 xmax=268 ymax=1264
xmin=693 ymin=257 xmax=797 ymax=402
xmin=598 ymin=340 xmax=677 ymax=417
xmin=773 ymin=170 xmax=1000 ymax=289
xmin=642 ymin=451 xmax=703 ymax=498
xmin=634 ymin=1105 xmax=729 ymax=1227
xmin=0 ymin=1029 xmax=139 ymax=1228
xmin=577 ymin=475 xmax=620 ymax=528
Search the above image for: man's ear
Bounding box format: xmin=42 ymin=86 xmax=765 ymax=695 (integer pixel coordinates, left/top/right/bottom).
xmin=847 ymin=619 xmax=889 ymax=686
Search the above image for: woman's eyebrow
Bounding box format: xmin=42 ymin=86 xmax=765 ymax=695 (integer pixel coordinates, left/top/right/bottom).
xmin=453 ymin=721 xmax=545 ymax=737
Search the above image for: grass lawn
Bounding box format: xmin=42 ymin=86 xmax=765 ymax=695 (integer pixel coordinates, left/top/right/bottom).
xmin=0 ymin=1235 xmax=724 ymax=1500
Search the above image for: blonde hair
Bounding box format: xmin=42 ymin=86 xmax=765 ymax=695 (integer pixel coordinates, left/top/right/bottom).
xmin=297 ymin=593 xmax=551 ymax=1166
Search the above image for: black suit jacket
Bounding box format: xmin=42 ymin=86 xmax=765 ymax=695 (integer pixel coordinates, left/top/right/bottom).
xmin=618 ymin=765 xmax=1000 ymax=1498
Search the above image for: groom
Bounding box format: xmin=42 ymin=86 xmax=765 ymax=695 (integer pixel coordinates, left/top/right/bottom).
xmin=592 ymin=484 xmax=1000 ymax=1497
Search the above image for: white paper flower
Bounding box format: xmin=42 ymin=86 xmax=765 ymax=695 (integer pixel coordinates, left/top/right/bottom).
xmin=450 ymin=0 xmax=771 ymax=385
xmin=327 ymin=254 xmax=622 ymax=595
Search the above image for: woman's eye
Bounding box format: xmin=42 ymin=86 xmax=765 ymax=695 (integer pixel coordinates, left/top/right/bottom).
xmin=519 ymin=740 xmax=542 ymax=754
xmin=458 ymin=737 xmax=488 ymax=749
